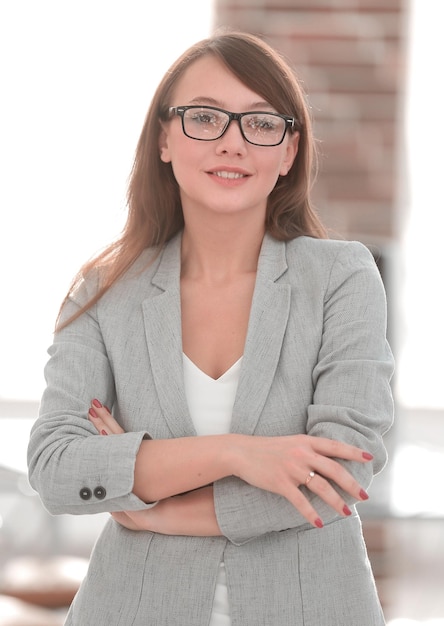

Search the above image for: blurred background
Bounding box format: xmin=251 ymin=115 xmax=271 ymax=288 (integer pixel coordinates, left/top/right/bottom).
xmin=0 ymin=0 xmax=443 ymax=624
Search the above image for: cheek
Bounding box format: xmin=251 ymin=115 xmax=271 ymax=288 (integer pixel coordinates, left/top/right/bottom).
xmin=166 ymin=134 xmax=198 ymax=166
xmin=262 ymin=155 xmax=289 ymax=185
xmin=159 ymin=123 xmax=192 ymax=164
xmin=168 ymin=149 xmax=199 ymax=190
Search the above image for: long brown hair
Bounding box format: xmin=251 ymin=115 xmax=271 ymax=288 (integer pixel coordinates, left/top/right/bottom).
xmin=57 ymin=30 xmax=327 ymax=330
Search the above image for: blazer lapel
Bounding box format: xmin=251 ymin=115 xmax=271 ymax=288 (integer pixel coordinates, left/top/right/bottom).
xmin=230 ymin=235 xmax=291 ymax=435
xmin=142 ymin=234 xmax=197 ymax=438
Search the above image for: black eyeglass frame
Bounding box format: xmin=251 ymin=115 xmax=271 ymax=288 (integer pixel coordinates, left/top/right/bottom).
xmin=167 ymin=105 xmax=297 ymax=147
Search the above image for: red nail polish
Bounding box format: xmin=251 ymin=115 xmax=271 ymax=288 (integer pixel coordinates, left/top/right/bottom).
xmin=314 ymin=518 xmax=323 ymax=528
xmin=89 ymin=408 xmax=98 ymax=418
xmin=343 ymin=505 xmax=352 ymax=516
xmin=92 ymin=399 xmax=102 ymax=408
xmin=362 ymin=452 xmax=374 ymax=461
xmin=101 ymin=429 xmax=108 ymax=436
xmin=360 ymin=489 xmax=369 ymax=500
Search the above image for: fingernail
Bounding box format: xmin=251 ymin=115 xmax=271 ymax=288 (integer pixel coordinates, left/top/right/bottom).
xmin=92 ymin=399 xmax=102 ymax=408
xmin=101 ymin=429 xmax=108 ymax=436
xmin=89 ymin=408 xmax=98 ymax=418
xmin=362 ymin=452 xmax=374 ymax=461
xmin=343 ymin=505 xmax=352 ymax=516
xmin=360 ymin=489 xmax=369 ymax=500
xmin=314 ymin=518 xmax=323 ymax=528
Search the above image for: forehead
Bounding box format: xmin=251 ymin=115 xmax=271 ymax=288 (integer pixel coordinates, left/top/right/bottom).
xmin=171 ymin=55 xmax=271 ymax=111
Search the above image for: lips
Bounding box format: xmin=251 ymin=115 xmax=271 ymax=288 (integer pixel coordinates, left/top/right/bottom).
xmin=207 ymin=167 xmax=251 ymax=182
xmin=212 ymin=171 xmax=246 ymax=179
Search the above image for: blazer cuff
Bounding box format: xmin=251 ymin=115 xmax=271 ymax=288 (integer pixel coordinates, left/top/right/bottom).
xmin=213 ymin=476 xmax=306 ymax=545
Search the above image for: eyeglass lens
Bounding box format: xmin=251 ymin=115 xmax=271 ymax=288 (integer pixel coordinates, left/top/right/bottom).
xmin=182 ymin=107 xmax=287 ymax=146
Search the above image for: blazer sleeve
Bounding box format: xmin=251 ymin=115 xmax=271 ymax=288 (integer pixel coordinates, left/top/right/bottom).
xmin=213 ymin=242 xmax=394 ymax=545
xmin=27 ymin=275 xmax=157 ymax=515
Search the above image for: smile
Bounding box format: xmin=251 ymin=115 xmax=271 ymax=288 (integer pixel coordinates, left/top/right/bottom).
xmin=212 ymin=171 xmax=247 ymax=179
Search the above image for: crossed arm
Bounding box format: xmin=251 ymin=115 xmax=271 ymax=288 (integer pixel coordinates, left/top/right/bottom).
xmin=88 ymin=400 xmax=372 ymax=536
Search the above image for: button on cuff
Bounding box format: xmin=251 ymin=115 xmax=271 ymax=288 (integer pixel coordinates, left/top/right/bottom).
xmin=79 ymin=487 xmax=92 ymax=500
xmin=94 ymin=486 xmax=106 ymax=500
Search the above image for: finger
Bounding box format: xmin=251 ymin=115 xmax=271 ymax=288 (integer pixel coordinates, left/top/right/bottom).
xmin=126 ymin=510 xmax=150 ymax=527
xmin=111 ymin=511 xmax=139 ymax=530
xmin=308 ymin=456 xmax=368 ymax=502
xmin=88 ymin=408 xmax=112 ymax=435
xmin=308 ymin=436 xmax=373 ymax=463
xmin=88 ymin=407 xmax=107 ymax=433
xmin=279 ymin=481 xmax=324 ymax=529
xmin=303 ymin=472 xmax=355 ymax=518
xmin=89 ymin=399 xmax=125 ymax=434
xmin=115 ymin=510 xmax=152 ymax=532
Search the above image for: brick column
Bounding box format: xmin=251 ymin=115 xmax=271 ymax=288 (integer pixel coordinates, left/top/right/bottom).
xmin=213 ymin=0 xmax=407 ymax=243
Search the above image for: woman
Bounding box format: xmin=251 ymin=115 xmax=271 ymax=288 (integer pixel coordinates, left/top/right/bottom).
xmin=28 ymin=31 xmax=394 ymax=625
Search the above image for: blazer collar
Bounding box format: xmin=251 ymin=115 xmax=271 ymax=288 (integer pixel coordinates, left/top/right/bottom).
xmin=142 ymin=232 xmax=291 ymax=437
xmin=150 ymin=231 xmax=289 ymax=289
xmin=142 ymin=233 xmax=190 ymax=437
xmin=231 ymin=235 xmax=291 ymax=434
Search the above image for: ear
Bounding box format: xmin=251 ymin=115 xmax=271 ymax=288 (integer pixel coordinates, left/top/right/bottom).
xmin=279 ymin=132 xmax=300 ymax=176
xmin=159 ymin=123 xmax=171 ymax=163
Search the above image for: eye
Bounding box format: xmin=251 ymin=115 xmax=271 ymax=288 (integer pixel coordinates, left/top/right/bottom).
xmin=188 ymin=109 xmax=222 ymax=126
xmin=245 ymin=115 xmax=279 ymax=132
xmin=192 ymin=112 xmax=215 ymax=124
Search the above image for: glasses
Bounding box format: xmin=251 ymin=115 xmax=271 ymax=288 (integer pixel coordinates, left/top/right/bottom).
xmin=167 ymin=105 xmax=296 ymax=147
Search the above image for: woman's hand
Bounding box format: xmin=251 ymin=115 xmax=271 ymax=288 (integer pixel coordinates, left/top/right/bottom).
xmin=229 ymin=433 xmax=372 ymax=528
xmin=110 ymin=509 xmax=154 ymax=531
xmin=111 ymin=487 xmax=222 ymax=536
xmin=88 ymin=399 xmax=124 ymax=435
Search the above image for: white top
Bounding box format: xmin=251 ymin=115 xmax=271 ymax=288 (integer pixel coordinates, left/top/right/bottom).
xmin=182 ymin=353 xmax=242 ymax=626
xmin=182 ymin=353 xmax=242 ymax=435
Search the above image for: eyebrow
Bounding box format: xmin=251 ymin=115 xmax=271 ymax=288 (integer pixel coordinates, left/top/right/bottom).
xmin=187 ymin=97 xmax=275 ymax=111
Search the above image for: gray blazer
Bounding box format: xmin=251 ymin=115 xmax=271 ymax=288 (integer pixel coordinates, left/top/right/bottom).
xmin=28 ymin=233 xmax=394 ymax=626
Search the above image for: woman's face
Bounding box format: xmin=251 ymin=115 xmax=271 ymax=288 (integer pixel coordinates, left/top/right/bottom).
xmin=159 ymin=55 xmax=299 ymax=226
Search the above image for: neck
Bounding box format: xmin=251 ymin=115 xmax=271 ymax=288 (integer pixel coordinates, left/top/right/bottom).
xmin=181 ymin=217 xmax=265 ymax=283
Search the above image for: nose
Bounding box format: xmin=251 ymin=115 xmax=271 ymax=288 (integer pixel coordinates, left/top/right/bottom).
xmin=215 ymin=119 xmax=247 ymax=155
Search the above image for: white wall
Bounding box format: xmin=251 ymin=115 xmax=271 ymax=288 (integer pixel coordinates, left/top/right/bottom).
xmin=395 ymin=0 xmax=444 ymax=411
xmin=0 ymin=0 xmax=214 ymax=402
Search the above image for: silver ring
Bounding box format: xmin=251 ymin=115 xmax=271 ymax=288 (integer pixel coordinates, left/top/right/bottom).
xmin=305 ymin=471 xmax=315 ymax=486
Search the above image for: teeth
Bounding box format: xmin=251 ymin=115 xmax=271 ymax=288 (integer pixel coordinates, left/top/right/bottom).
xmin=213 ymin=171 xmax=245 ymax=179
